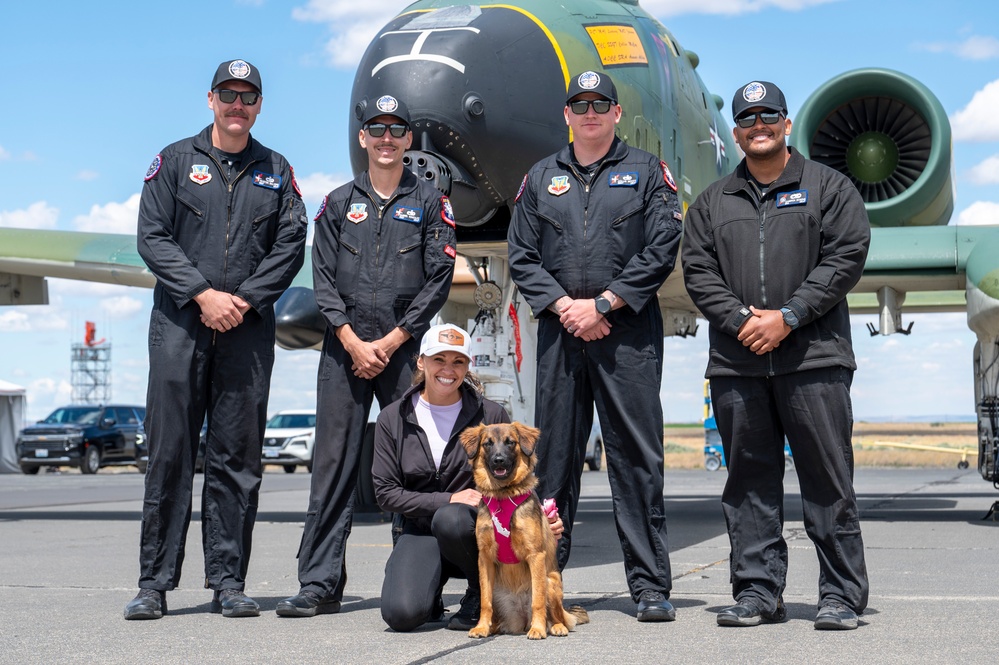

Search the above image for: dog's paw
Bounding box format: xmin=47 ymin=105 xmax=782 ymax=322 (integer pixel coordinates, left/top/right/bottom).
xmin=527 ymin=626 xmax=547 ymax=640
xmin=468 ymin=625 xmax=490 ymax=639
xmin=550 ymin=622 xmax=569 ymax=637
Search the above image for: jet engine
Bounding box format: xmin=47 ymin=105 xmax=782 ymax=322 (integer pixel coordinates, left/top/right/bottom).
xmin=792 ymin=68 xmax=954 ymax=228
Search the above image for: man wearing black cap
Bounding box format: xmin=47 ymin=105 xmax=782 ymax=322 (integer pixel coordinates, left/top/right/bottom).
xmin=125 ymin=59 xmax=307 ymax=620
xmin=682 ymin=80 xmax=871 ymax=630
xmin=277 ymin=94 xmax=457 ymax=619
xmin=508 ymin=71 xmax=682 ymax=622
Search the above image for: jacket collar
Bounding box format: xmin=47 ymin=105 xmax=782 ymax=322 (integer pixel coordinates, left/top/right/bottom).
xmin=192 ymin=124 xmax=268 ymax=162
xmin=724 ymin=146 xmax=805 ymax=196
xmin=353 ymin=167 xmax=420 ymax=202
xmin=400 ymin=381 xmax=485 ymax=435
xmin=555 ymin=136 xmax=628 ymax=172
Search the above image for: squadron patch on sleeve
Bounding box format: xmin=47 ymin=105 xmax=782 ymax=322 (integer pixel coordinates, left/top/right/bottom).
xmin=313 ymin=196 xmax=327 ymax=222
xmin=660 ymin=160 xmax=677 ymax=192
xmin=290 ymin=166 xmax=302 ymax=197
xmin=515 ymin=174 xmax=528 ymax=202
xmin=144 ymin=154 xmax=162 ymax=182
xmin=443 ymin=244 xmax=457 ymax=259
xmin=440 ymin=196 xmax=455 ymax=228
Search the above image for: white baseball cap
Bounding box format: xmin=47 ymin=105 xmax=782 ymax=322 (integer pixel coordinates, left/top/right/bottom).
xmin=420 ymin=324 xmax=472 ymax=361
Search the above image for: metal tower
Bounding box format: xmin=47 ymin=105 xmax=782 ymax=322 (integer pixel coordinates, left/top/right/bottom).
xmin=71 ymin=321 xmax=111 ymax=404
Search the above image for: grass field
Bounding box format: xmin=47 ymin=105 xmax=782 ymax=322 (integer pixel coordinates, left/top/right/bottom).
xmin=662 ymin=422 xmax=979 ymax=470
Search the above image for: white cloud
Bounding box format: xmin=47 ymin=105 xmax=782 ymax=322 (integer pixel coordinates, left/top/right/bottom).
xmin=643 ymin=0 xmax=839 ymax=16
xmin=966 ymin=154 xmax=999 ymax=185
xmin=297 ymin=171 xmax=348 ymax=209
xmin=72 ymin=193 xmax=141 ymax=234
xmin=0 ymin=145 xmax=9 ymax=160
xmin=292 ymin=1 xmax=413 ymax=68
xmin=951 ymin=79 xmax=999 ymax=142
xmin=100 ymin=296 xmax=145 ymax=320
xmin=917 ymin=35 xmax=999 ymax=60
xmin=75 ymin=170 xmax=99 ymax=181
xmin=0 ymin=308 xmax=69 ymax=333
xmin=956 ymin=201 xmax=999 ymax=226
xmin=0 ymin=201 xmax=59 ymax=229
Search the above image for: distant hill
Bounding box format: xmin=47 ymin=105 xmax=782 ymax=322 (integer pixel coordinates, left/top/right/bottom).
xmin=856 ymin=414 xmax=976 ymax=423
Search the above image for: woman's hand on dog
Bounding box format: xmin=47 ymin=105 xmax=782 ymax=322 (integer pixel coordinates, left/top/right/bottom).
xmin=450 ymin=488 xmax=483 ymax=506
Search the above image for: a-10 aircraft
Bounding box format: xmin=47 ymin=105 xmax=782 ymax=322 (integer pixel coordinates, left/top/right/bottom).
xmin=0 ymin=0 xmax=997 ymax=491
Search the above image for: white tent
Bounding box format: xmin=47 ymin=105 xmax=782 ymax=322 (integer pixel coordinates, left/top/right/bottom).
xmin=0 ymin=380 xmax=27 ymax=474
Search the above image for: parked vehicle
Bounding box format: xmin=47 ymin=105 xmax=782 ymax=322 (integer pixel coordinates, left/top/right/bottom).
xmin=16 ymin=404 xmax=146 ymax=474
xmin=262 ymin=410 xmax=317 ymax=473
xmin=585 ymin=419 xmax=604 ymax=471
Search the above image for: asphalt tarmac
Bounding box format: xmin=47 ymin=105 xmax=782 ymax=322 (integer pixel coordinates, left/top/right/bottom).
xmin=1 ymin=466 xmax=996 ymax=664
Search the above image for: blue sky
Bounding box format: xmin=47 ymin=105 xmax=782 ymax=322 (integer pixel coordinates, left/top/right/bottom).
xmin=2 ymin=0 xmax=998 ymax=423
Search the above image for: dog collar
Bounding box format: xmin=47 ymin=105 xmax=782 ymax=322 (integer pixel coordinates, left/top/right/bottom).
xmin=484 ymin=493 xmax=533 ymax=564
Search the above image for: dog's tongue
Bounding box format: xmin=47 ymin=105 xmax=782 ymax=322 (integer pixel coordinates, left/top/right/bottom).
xmin=493 ymin=467 xmax=509 ymax=477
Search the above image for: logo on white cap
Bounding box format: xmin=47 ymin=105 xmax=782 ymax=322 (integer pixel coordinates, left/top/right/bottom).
xmin=578 ymin=71 xmax=601 ymax=89
xmin=376 ymin=95 xmax=399 ymax=113
xmin=743 ymin=82 xmax=766 ymax=103
xmin=228 ymin=60 xmax=251 ymax=80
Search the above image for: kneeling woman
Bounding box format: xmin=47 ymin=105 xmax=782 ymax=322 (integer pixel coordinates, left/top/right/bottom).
xmin=372 ymin=324 xmax=560 ymax=632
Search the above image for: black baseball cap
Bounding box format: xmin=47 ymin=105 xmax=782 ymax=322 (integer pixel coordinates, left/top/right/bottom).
xmin=360 ymin=94 xmax=411 ymax=126
xmin=211 ymin=59 xmax=262 ymax=94
xmin=731 ymin=81 xmax=787 ymax=120
xmin=565 ymin=70 xmax=618 ymax=105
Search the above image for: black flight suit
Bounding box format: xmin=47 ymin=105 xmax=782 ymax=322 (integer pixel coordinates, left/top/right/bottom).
xmin=682 ymin=147 xmax=871 ymax=615
xmin=136 ymin=124 xmax=307 ymax=592
xmin=296 ymin=168 xmax=456 ymax=600
xmin=507 ymin=137 xmax=682 ymax=602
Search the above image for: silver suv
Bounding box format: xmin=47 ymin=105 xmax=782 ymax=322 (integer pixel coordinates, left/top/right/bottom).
xmin=262 ymin=410 xmax=316 ymax=473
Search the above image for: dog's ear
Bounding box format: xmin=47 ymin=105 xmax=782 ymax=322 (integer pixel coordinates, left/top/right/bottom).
xmin=512 ymin=422 xmax=541 ymax=456
xmin=459 ymin=425 xmax=485 ymax=460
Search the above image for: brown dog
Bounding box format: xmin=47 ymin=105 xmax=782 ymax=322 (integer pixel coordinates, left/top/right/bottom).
xmin=459 ymin=422 xmax=589 ymax=639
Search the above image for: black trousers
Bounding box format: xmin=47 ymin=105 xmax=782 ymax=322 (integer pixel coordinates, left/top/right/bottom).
xmin=138 ymin=297 xmax=273 ymax=592
xmin=711 ymin=366 xmax=870 ymax=614
xmin=380 ymin=503 xmax=479 ymax=632
xmin=295 ymin=332 xmax=418 ymax=598
xmin=534 ymin=310 xmax=672 ymax=603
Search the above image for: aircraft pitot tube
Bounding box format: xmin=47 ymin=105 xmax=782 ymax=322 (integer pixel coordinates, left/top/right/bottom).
xmin=792 ymin=68 xmax=954 ymax=228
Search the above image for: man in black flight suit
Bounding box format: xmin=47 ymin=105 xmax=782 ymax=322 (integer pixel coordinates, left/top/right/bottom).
xmin=125 ymin=59 xmax=307 ymax=620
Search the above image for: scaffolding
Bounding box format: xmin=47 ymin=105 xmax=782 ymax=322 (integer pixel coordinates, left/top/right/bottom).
xmin=71 ymin=322 xmax=111 ymax=404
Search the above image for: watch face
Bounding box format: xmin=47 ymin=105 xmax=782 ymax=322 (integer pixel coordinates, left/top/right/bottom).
xmin=595 ymin=296 xmax=611 ymax=315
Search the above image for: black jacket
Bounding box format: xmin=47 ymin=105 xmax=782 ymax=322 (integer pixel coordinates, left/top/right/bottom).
xmin=372 ymin=383 xmax=509 ymax=533
xmin=138 ymin=125 xmax=308 ymax=313
xmin=507 ymin=137 xmax=682 ymax=317
xmin=312 ymin=169 xmax=456 ymax=342
xmin=682 ymin=147 xmax=871 ymax=377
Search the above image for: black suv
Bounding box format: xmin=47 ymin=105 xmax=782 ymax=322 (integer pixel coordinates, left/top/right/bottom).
xmin=16 ymin=404 xmax=146 ymax=474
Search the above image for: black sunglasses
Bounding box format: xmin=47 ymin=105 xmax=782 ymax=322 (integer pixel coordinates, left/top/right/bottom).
xmin=569 ymin=99 xmax=613 ymax=115
xmin=365 ymin=123 xmax=409 ymax=138
xmin=735 ymin=111 xmax=783 ymax=128
xmin=215 ymin=89 xmax=260 ymax=106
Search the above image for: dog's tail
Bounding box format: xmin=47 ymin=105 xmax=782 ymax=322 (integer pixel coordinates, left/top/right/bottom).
xmin=566 ymin=605 xmax=589 ymax=625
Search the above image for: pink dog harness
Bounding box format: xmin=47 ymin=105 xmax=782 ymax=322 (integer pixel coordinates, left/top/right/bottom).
xmin=484 ymin=493 xmax=532 ymax=564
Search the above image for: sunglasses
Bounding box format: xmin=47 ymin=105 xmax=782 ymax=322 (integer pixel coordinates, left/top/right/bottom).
xmin=215 ymin=89 xmax=260 ymax=106
xmin=365 ymin=123 xmax=409 ymax=138
xmin=568 ymin=99 xmax=614 ymax=115
xmin=735 ymin=111 xmax=783 ymax=128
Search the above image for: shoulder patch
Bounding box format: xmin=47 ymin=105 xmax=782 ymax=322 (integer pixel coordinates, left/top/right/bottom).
xmin=440 ymin=196 xmax=455 ymax=228
xmin=660 ymin=161 xmax=677 ymax=192
xmin=515 ymin=173 xmax=528 ymax=202
xmin=313 ymin=196 xmax=328 ymax=222
xmin=144 ymin=154 xmax=162 ymax=182
xmin=290 ymin=166 xmax=302 ymax=197
xmin=776 ymin=189 xmax=808 ymax=207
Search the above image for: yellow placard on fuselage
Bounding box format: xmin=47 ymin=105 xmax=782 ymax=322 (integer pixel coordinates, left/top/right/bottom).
xmin=585 ymin=25 xmax=648 ymax=67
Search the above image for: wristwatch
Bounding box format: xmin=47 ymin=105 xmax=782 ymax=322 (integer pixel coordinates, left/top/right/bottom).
xmin=594 ymin=295 xmax=612 ymax=316
xmin=780 ymin=307 xmax=799 ymax=330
